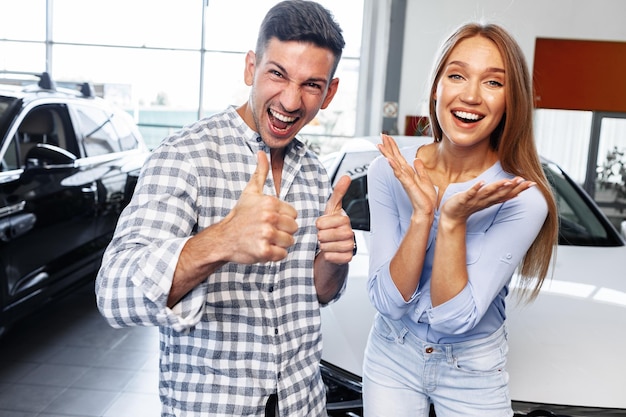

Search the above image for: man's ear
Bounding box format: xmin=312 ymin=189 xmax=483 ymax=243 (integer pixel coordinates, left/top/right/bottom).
xmin=321 ymin=78 xmax=339 ymax=110
xmin=243 ymin=50 xmax=256 ymax=87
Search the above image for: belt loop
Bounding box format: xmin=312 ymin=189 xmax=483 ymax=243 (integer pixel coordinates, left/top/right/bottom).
xmin=445 ymin=345 xmax=454 ymax=363
xmin=397 ymin=327 xmax=408 ymax=344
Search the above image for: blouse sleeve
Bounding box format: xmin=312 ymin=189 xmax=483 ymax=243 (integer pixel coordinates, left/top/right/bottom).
xmin=366 ymin=152 xmax=426 ymax=319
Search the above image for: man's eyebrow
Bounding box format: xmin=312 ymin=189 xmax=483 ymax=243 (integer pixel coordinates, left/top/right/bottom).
xmin=268 ymin=60 xmax=286 ymax=73
xmin=268 ymin=60 xmax=329 ymax=84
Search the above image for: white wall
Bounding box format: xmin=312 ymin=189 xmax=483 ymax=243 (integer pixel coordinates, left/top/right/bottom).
xmin=398 ymin=0 xmax=626 ymax=134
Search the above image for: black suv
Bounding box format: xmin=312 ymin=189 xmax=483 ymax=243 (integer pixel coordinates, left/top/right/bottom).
xmin=0 ymin=71 xmax=149 ymax=335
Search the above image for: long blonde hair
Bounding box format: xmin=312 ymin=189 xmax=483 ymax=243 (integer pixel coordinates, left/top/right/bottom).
xmin=428 ymin=22 xmax=558 ymax=300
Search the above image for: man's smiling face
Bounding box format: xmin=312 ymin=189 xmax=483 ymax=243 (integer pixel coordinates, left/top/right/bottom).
xmin=239 ymin=38 xmax=339 ymax=149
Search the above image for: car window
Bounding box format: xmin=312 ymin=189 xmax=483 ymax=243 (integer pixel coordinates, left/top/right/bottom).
xmin=3 ymin=104 xmax=78 ymax=170
xmin=110 ymin=109 xmax=140 ymax=151
xmin=74 ymin=104 xmax=121 ymax=156
xmin=0 ymin=97 xmax=12 ymax=121
xmin=332 ymin=150 xmax=378 ymax=232
xmin=343 ymin=174 xmax=370 ymax=231
xmin=543 ymin=162 xmax=622 ymax=246
xmin=2 ymin=134 xmax=19 ymax=170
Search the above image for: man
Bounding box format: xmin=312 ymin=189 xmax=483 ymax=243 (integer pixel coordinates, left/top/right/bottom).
xmin=95 ymin=1 xmax=354 ymax=416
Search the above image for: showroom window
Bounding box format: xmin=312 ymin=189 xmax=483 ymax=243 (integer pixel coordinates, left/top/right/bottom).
xmin=0 ymin=0 xmax=365 ymax=150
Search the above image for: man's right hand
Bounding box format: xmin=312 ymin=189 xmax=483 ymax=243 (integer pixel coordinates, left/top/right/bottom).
xmin=168 ymin=151 xmax=298 ymax=307
xmin=222 ymin=151 xmax=298 ymax=264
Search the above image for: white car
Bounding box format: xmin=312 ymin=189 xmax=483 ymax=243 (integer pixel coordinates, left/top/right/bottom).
xmin=320 ymin=136 xmax=626 ymax=417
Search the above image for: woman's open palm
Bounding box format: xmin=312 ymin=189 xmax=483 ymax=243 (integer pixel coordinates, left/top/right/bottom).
xmin=377 ymin=134 xmax=438 ymax=219
xmin=442 ymin=176 xmax=535 ymax=222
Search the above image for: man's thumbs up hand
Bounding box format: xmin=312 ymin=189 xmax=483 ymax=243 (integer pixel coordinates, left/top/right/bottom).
xmin=242 ymin=149 xmax=271 ymax=195
xmin=316 ymin=175 xmax=355 ymax=265
xmin=225 ymin=151 xmax=298 ymax=264
xmin=325 ymin=175 xmax=351 ymax=215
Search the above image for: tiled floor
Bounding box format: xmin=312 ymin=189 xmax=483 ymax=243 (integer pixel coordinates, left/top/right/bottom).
xmin=0 ymin=281 xmax=161 ymax=417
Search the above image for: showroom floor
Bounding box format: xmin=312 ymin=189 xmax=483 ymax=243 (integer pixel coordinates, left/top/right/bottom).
xmin=0 ymin=281 xmax=161 ymax=417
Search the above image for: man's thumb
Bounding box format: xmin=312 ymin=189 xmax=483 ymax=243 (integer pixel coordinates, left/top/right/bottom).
xmin=245 ymin=151 xmax=270 ymax=194
xmin=325 ymin=175 xmax=351 ymax=215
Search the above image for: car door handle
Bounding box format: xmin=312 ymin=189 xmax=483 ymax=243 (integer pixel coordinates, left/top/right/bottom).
xmin=81 ymin=182 xmax=98 ymax=193
xmin=0 ymin=201 xmax=26 ymax=218
xmin=0 ymin=212 xmax=37 ymax=242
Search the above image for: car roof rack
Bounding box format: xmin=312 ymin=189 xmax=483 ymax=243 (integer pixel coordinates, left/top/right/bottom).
xmin=0 ymin=70 xmax=56 ymax=90
xmin=0 ymin=70 xmax=95 ymax=98
xmin=57 ymin=80 xmax=96 ymax=98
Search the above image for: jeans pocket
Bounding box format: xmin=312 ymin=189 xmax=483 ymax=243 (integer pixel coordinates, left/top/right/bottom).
xmin=373 ymin=314 xmax=403 ymax=343
xmin=454 ymin=341 xmax=507 ymax=375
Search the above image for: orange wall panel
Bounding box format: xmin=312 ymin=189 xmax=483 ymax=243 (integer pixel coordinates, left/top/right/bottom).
xmin=533 ymin=38 xmax=626 ymax=112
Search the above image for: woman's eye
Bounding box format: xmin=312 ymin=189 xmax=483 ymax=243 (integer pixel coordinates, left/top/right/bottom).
xmin=487 ymin=80 xmax=504 ymax=87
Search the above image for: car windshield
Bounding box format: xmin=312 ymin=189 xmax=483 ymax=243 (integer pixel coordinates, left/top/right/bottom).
xmin=543 ymin=161 xmax=622 ymax=246
xmin=0 ymin=96 xmax=15 ymax=126
xmin=328 ymin=150 xmax=624 ymax=248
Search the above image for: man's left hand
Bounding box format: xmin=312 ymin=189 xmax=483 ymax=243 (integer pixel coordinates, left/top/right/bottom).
xmin=315 ymin=175 xmax=355 ymax=265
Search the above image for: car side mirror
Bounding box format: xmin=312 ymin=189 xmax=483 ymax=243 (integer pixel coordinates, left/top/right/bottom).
xmin=25 ymin=143 xmax=77 ymax=168
xmin=621 ymin=220 xmax=626 ymax=240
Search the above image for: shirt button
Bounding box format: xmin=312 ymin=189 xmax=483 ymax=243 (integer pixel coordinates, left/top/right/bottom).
xmin=274 ymin=328 xmax=279 ymax=335
xmin=268 ymin=286 xmax=274 ymax=293
xmin=425 ymin=347 xmax=434 ymax=354
xmin=256 ymin=136 xmax=262 ymax=142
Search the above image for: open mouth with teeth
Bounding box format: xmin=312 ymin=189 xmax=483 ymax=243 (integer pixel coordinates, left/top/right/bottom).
xmin=269 ymin=108 xmax=298 ymax=132
xmin=453 ymin=110 xmax=484 ymax=123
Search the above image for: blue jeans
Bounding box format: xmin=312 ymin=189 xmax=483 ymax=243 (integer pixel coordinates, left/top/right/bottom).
xmin=362 ymin=314 xmax=513 ymax=417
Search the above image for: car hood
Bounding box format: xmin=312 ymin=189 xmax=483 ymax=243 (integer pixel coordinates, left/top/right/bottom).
xmin=506 ymin=243 xmax=626 ymax=409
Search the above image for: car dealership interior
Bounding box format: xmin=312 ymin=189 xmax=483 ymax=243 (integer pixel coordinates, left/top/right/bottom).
xmin=1 ymin=1 xmax=626 ymax=416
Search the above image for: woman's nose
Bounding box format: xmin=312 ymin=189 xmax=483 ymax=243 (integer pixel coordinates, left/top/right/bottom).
xmin=461 ymin=81 xmax=481 ymax=104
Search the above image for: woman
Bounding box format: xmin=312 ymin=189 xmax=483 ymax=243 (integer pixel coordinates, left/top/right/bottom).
xmin=362 ymin=23 xmax=558 ymax=416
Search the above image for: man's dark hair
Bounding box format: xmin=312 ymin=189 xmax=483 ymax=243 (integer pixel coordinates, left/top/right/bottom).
xmin=255 ymin=0 xmax=345 ymax=77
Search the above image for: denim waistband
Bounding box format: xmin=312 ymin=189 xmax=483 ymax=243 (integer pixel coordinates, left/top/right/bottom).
xmin=380 ymin=315 xmax=508 ymax=360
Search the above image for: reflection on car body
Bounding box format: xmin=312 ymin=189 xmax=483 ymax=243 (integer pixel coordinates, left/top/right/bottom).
xmin=0 ymin=71 xmax=149 ymax=336
xmin=320 ymin=136 xmax=626 ymax=417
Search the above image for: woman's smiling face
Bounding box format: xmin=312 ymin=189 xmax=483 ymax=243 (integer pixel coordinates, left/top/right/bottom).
xmin=434 ymin=35 xmax=506 ymax=150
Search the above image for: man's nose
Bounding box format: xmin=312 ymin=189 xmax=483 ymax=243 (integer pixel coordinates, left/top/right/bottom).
xmin=280 ymin=82 xmax=302 ymax=112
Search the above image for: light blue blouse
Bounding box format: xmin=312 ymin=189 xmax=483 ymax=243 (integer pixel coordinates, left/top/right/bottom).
xmin=367 ymin=145 xmax=548 ymax=344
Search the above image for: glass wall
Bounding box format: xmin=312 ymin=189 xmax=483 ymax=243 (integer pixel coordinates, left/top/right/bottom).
xmin=0 ymin=0 xmax=364 ymax=150
xmin=535 ymin=109 xmax=626 ymax=231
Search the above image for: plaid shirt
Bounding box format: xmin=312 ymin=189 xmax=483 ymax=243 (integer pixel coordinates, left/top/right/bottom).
xmin=96 ymin=106 xmax=331 ymax=416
